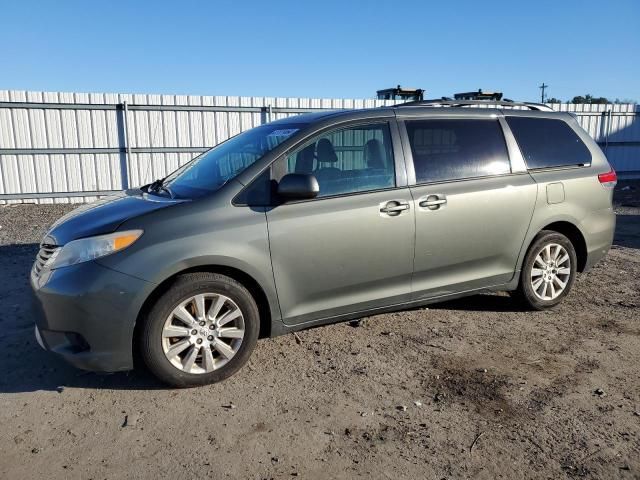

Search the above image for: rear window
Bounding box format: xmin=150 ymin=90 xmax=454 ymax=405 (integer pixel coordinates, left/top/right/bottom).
xmin=506 ymin=117 xmax=591 ymax=169
xmin=405 ymin=119 xmax=511 ymax=183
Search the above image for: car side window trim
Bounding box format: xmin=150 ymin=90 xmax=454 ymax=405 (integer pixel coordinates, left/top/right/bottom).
xmin=526 ymin=164 xmax=591 ymax=173
xmin=267 ymin=184 xmax=404 ymax=206
xmin=388 ymin=118 xmax=409 ymax=188
xmin=497 ymin=116 xmax=528 ymax=173
xmin=398 ymin=117 xmax=518 ymax=186
xmin=405 ymin=170 xmax=532 ymax=188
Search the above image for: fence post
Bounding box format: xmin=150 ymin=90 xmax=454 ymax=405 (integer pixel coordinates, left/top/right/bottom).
xmin=606 ymin=109 xmax=612 ymax=155
xmin=115 ymin=102 xmax=130 ymax=189
xmin=599 ymin=107 xmax=613 ymax=155
xmin=260 ymin=105 xmax=273 ymax=125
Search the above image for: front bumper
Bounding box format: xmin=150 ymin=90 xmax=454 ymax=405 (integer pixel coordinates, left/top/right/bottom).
xmin=31 ymin=261 xmax=155 ymax=372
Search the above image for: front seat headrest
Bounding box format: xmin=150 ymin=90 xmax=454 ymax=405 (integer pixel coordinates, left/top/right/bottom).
xmin=316 ymin=138 xmax=338 ymax=164
xmin=295 ymin=144 xmax=315 ymax=173
xmin=364 ymin=139 xmax=385 ymax=169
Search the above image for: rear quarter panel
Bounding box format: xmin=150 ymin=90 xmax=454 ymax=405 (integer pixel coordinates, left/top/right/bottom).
xmin=523 ymin=169 xmax=615 ymax=270
xmin=502 ymin=112 xmax=616 ymax=273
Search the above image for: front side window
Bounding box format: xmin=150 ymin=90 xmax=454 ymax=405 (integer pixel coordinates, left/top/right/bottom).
xmin=163 ymin=124 xmax=301 ymax=199
xmin=273 ymin=123 xmax=396 ymax=198
xmin=506 ymin=117 xmax=592 ymax=169
xmin=406 ymin=119 xmax=511 ymax=184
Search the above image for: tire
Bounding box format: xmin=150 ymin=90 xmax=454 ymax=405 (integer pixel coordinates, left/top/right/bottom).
xmin=514 ymin=230 xmax=578 ymax=310
xmin=140 ymin=272 xmax=260 ymax=387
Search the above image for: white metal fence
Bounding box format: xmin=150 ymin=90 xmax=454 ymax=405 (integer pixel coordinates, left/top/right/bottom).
xmin=0 ymin=90 xmax=638 ymax=203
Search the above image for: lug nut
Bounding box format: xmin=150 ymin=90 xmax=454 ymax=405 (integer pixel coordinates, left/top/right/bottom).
xmin=191 ymin=329 xmax=197 ymax=335
xmin=209 ymin=324 xmax=215 ymax=330
xmin=199 ymin=321 xmax=206 ymax=326
xmin=196 ymin=338 xmax=203 ymax=344
xmin=207 ymin=335 xmax=214 ymax=341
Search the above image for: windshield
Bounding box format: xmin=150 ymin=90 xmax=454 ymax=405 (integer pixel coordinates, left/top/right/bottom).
xmin=161 ymin=124 xmax=301 ymax=199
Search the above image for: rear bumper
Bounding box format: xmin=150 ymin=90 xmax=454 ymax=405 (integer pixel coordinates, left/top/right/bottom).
xmin=30 ymin=261 xmax=154 ymax=372
xmin=582 ymin=207 xmax=616 ymax=271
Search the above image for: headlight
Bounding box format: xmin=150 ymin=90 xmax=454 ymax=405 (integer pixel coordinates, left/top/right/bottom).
xmin=50 ymin=230 xmax=143 ymax=269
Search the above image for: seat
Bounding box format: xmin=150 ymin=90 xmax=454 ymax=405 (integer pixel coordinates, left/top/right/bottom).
xmin=360 ymin=138 xmax=393 ymax=190
xmin=314 ymin=138 xmax=342 ymax=190
xmin=315 ymin=138 xmax=339 ymax=167
xmin=295 ymin=144 xmax=315 ymax=173
xmin=363 ymin=139 xmax=385 ymax=169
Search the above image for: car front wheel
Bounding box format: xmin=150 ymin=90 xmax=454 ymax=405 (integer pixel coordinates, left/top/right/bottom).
xmin=140 ymin=272 xmax=260 ymax=387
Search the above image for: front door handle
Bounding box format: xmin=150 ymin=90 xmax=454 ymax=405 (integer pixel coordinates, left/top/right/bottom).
xmin=419 ymin=194 xmax=447 ymax=210
xmin=379 ymin=200 xmax=410 ymax=217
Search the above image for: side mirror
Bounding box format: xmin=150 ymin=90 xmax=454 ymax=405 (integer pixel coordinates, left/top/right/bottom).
xmin=277 ymin=173 xmax=319 ymax=200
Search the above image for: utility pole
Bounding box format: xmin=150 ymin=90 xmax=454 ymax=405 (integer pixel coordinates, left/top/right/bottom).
xmin=539 ymin=83 xmax=548 ymax=103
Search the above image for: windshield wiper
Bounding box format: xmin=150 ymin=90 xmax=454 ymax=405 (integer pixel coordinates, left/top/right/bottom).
xmin=146 ymin=178 xmax=174 ymax=198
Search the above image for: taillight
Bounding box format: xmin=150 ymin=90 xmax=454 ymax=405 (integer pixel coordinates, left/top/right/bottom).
xmin=598 ymin=169 xmax=617 ymax=188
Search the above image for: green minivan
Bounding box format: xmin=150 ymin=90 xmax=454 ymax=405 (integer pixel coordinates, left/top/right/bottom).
xmin=31 ymin=100 xmax=616 ymax=387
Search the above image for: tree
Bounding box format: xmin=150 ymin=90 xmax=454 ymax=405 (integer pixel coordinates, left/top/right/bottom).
xmin=571 ymin=94 xmax=609 ymax=104
xmin=613 ymin=98 xmax=637 ymax=104
xmin=546 ymin=97 xmax=563 ymax=103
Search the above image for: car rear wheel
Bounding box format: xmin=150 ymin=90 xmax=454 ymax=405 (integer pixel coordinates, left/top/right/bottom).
xmin=515 ymin=230 xmax=578 ymax=310
xmin=140 ymin=273 xmax=259 ymax=387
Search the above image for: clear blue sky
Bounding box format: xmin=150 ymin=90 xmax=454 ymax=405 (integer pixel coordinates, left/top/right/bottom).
xmin=1 ymin=0 xmax=639 ymax=102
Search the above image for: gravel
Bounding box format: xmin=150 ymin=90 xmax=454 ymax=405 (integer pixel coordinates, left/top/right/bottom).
xmin=0 ymin=203 xmax=74 ymax=245
xmin=0 ymin=185 xmax=638 ymax=479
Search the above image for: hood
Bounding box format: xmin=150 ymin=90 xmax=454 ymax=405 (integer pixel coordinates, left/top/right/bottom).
xmin=44 ymin=190 xmax=182 ymax=246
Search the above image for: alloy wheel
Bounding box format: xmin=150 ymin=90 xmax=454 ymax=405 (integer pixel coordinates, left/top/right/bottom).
xmin=161 ymin=293 xmax=245 ymax=374
xmin=530 ymin=243 xmax=571 ymax=301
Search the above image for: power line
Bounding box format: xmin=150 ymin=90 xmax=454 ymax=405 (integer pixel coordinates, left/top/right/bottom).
xmin=539 ymin=83 xmax=548 ymax=103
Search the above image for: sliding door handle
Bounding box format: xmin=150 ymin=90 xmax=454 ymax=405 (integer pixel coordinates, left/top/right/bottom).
xmin=418 ymin=195 xmax=447 ymax=210
xmin=379 ymin=200 xmax=410 ymax=217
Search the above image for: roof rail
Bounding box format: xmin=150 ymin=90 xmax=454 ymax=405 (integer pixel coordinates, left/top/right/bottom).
xmin=396 ymin=98 xmax=554 ymax=112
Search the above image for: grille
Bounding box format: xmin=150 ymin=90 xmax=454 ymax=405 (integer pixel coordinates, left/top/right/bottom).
xmin=33 ymin=243 xmax=59 ymax=277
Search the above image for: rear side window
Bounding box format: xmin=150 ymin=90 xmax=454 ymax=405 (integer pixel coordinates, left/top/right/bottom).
xmin=506 ymin=117 xmax=591 ymax=169
xmin=405 ymin=119 xmax=510 ymax=183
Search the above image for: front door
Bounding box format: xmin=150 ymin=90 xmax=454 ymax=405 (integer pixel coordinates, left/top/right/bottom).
xmin=266 ymin=120 xmax=415 ymax=325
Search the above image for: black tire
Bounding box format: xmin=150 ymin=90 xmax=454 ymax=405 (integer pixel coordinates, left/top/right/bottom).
xmin=140 ymin=272 xmax=260 ymax=387
xmin=514 ymin=230 xmax=578 ymax=310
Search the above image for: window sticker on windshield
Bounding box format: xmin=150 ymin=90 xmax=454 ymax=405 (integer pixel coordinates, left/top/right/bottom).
xmin=268 ymin=129 xmax=299 ymax=137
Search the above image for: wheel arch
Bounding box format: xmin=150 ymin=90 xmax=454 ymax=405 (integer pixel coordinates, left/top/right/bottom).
xmin=529 ymin=221 xmax=588 ymax=272
xmin=132 ymin=264 xmax=275 ymax=366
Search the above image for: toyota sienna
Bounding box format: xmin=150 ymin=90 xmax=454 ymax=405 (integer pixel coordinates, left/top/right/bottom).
xmin=30 ymin=100 xmax=617 ymax=387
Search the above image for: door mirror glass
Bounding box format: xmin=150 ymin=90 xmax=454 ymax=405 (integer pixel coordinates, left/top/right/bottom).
xmin=277 ymin=173 xmax=319 ymax=200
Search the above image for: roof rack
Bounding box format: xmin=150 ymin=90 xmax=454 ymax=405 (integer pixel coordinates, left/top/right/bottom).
xmin=396 ymin=98 xmax=554 ymax=112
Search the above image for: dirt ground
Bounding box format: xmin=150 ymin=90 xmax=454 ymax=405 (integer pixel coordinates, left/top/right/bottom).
xmin=0 ymin=182 xmax=638 ymax=480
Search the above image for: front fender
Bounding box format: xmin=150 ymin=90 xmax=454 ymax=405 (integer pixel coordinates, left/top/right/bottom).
xmin=142 ymin=254 xmax=282 ymax=324
xmin=96 ymin=200 xmax=282 ymax=325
